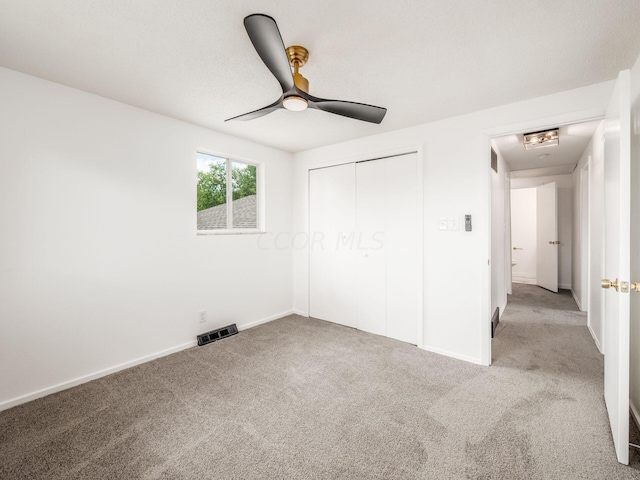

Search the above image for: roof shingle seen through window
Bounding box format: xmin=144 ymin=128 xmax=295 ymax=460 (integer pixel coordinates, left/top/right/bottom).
xmin=197 ymin=195 xmax=257 ymax=230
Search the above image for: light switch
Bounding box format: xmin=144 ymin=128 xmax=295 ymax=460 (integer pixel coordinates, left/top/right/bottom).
xmin=438 ymin=218 xmax=448 ymax=231
xmin=449 ymin=217 xmax=459 ymax=231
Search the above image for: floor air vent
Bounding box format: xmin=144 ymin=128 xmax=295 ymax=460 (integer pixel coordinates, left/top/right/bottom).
xmin=197 ymin=324 xmax=238 ymax=346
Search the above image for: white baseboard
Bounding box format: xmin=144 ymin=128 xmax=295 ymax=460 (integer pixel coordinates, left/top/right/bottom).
xmin=0 ymin=340 xmax=196 ymax=413
xmin=237 ymin=310 xmax=295 ymax=331
xmin=422 ymin=344 xmax=484 ymax=366
xmin=588 ymin=323 xmax=603 ymax=354
xmin=291 ymin=309 xmax=308 ymax=317
xmin=559 ymin=283 xmax=571 ymax=290
xmin=0 ymin=310 xmax=294 ymax=413
xmin=513 ymin=274 xmax=536 ymax=285
xmin=631 ymin=401 xmax=640 ymax=431
xmin=570 ymin=288 xmax=584 ymax=311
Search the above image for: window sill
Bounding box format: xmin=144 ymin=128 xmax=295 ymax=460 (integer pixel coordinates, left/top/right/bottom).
xmin=197 ymin=229 xmax=266 ymax=236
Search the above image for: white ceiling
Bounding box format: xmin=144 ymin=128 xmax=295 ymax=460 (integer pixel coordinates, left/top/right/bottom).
xmin=493 ymin=119 xmax=601 ymax=174
xmin=1 ymin=1 xmax=639 ymax=153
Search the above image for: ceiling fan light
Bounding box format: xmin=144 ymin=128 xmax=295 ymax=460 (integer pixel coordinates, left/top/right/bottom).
xmin=283 ymin=95 xmax=308 ymax=111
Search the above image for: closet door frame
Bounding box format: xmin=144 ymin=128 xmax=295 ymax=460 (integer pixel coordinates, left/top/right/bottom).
xmin=306 ymin=146 xmax=424 ymax=348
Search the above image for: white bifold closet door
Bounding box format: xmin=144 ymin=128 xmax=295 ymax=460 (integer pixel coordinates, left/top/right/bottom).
xmin=356 ymin=154 xmax=419 ymax=344
xmin=309 ymin=163 xmax=357 ymax=328
xmin=309 ymin=153 xmax=420 ymax=345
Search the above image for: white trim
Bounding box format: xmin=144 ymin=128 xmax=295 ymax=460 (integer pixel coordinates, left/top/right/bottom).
xmin=197 ymin=229 xmax=266 ymax=235
xmin=196 ymin=149 xmax=263 ymax=233
xmin=415 ymin=146 xmax=425 ymax=349
xmin=513 ymin=272 xmax=536 ymax=279
xmin=631 ymin=401 xmax=640 ymax=432
xmin=558 ymin=283 xmax=572 ymax=290
xmin=483 ymin=109 xmax=605 ymax=138
xmin=588 ymin=323 xmax=603 ymax=354
xmin=236 ymin=310 xmax=295 ymax=331
xmin=580 ymin=162 xmax=590 ymax=315
xmin=483 ymin=108 xmax=607 ymax=371
xmin=225 ymin=158 xmax=233 ymax=227
xmin=513 ymin=274 xmax=536 ymax=285
xmin=505 ymin=175 xmax=513 ymax=296
xmin=0 ymin=310 xmax=295 ymax=412
xmin=482 ymin=134 xmax=492 ymax=366
xmin=306 ymin=144 xmax=422 ymax=171
xmin=0 ymin=340 xmax=195 ymax=412
xmin=257 ymin=162 xmax=266 ymax=232
xmin=499 ymin=299 xmax=507 ymax=316
xmin=292 ymin=309 xmax=308 ymax=317
xmin=422 ymin=344 xmax=484 ymax=365
xmin=570 ymin=288 xmax=583 ymax=311
xmin=196 ymin=148 xmax=263 ymax=168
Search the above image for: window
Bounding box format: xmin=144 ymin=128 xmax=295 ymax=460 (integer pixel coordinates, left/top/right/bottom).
xmin=196 ymin=152 xmax=260 ymax=232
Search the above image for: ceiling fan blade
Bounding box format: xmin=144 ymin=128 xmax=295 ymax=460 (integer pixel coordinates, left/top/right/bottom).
xmin=305 ymin=95 xmax=387 ymax=124
xmin=225 ymin=99 xmax=283 ymax=122
xmin=244 ymin=14 xmax=294 ymax=93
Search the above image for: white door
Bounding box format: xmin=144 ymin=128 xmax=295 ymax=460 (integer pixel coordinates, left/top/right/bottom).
xmin=536 ymin=182 xmax=558 ymax=292
xmin=355 ymin=154 xmax=420 ymax=343
xmin=309 ymin=154 xmax=420 ymax=344
xmin=309 ymin=164 xmax=357 ymax=328
xmin=603 ymin=69 xmax=631 ymax=465
xmin=355 ymin=159 xmax=387 ymax=337
xmin=384 ymin=153 xmax=419 ymax=344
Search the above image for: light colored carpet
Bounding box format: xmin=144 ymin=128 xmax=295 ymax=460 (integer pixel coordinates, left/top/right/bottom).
xmin=1 ymin=283 xmax=639 ymax=479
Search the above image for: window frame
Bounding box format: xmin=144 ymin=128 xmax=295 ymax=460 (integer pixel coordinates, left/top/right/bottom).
xmin=196 ymin=150 xmax=265 ymax=235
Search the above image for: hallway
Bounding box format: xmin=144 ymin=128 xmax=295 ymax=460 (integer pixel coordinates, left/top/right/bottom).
xmin=492 ymin=283 xmax=640 ymax=475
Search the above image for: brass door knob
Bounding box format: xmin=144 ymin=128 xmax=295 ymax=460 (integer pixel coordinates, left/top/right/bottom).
xmin=632 ymin=282 xmax=640 ymax=292
xmin=601 ymin=279 xmax=620 ymax=291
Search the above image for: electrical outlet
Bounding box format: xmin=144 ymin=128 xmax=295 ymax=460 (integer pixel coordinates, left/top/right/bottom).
xmin=198 ymin=310 xmax=207 ymax=324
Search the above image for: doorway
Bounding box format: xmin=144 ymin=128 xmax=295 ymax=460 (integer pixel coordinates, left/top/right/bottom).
xmin=509 ymin=179 xmax=572 ymax=293
xmin=490 ymin=118 xmax=602 ymax=329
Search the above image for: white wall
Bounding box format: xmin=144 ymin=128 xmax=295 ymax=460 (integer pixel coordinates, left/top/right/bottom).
xmin=510 ymin=175 xmax=572 ymax=289
xmin=629 ymin=53 xmax=640 ymax=427
xmin=510 ymin=188 xmax=537 ymax=283
xmin=292 ymin=80 xmax=614 ymax=365
xmin=490 ymin=143 xmax=510 ymax=316
xmin=0 ymin=67 xmax=294 ymax=409
xmin=571 ymin=122 xmax=605 ymax=350
xmin=572 ymin=163 xmax=589 ymax=311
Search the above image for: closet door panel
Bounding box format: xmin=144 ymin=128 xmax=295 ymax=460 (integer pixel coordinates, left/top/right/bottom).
xmin=330 ymin=164 xmax=357 ymax=328
xmin=356 ymin=160 xmax=387 ymax=336
xmin=309 ymin=164 xmax=356 ymax=327
xmin=309 ymin=167 xmax=333 ymax=321
xmin=385 ymin=154 xmax=419 ymax=344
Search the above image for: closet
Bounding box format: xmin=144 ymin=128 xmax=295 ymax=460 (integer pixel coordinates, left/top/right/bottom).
xmin=309 ymin=153 xmax=421 ymax=345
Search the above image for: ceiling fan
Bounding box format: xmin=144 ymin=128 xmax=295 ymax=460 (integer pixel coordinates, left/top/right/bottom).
xmin=226 ymin=14 xmax=387 ymax=124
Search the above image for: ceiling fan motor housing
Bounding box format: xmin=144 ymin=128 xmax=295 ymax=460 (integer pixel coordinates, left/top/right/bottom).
xmin=293 ymin=72 xmax=309 ymax=93
xmin=287 ymin=45 xmax=309 ymax=93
